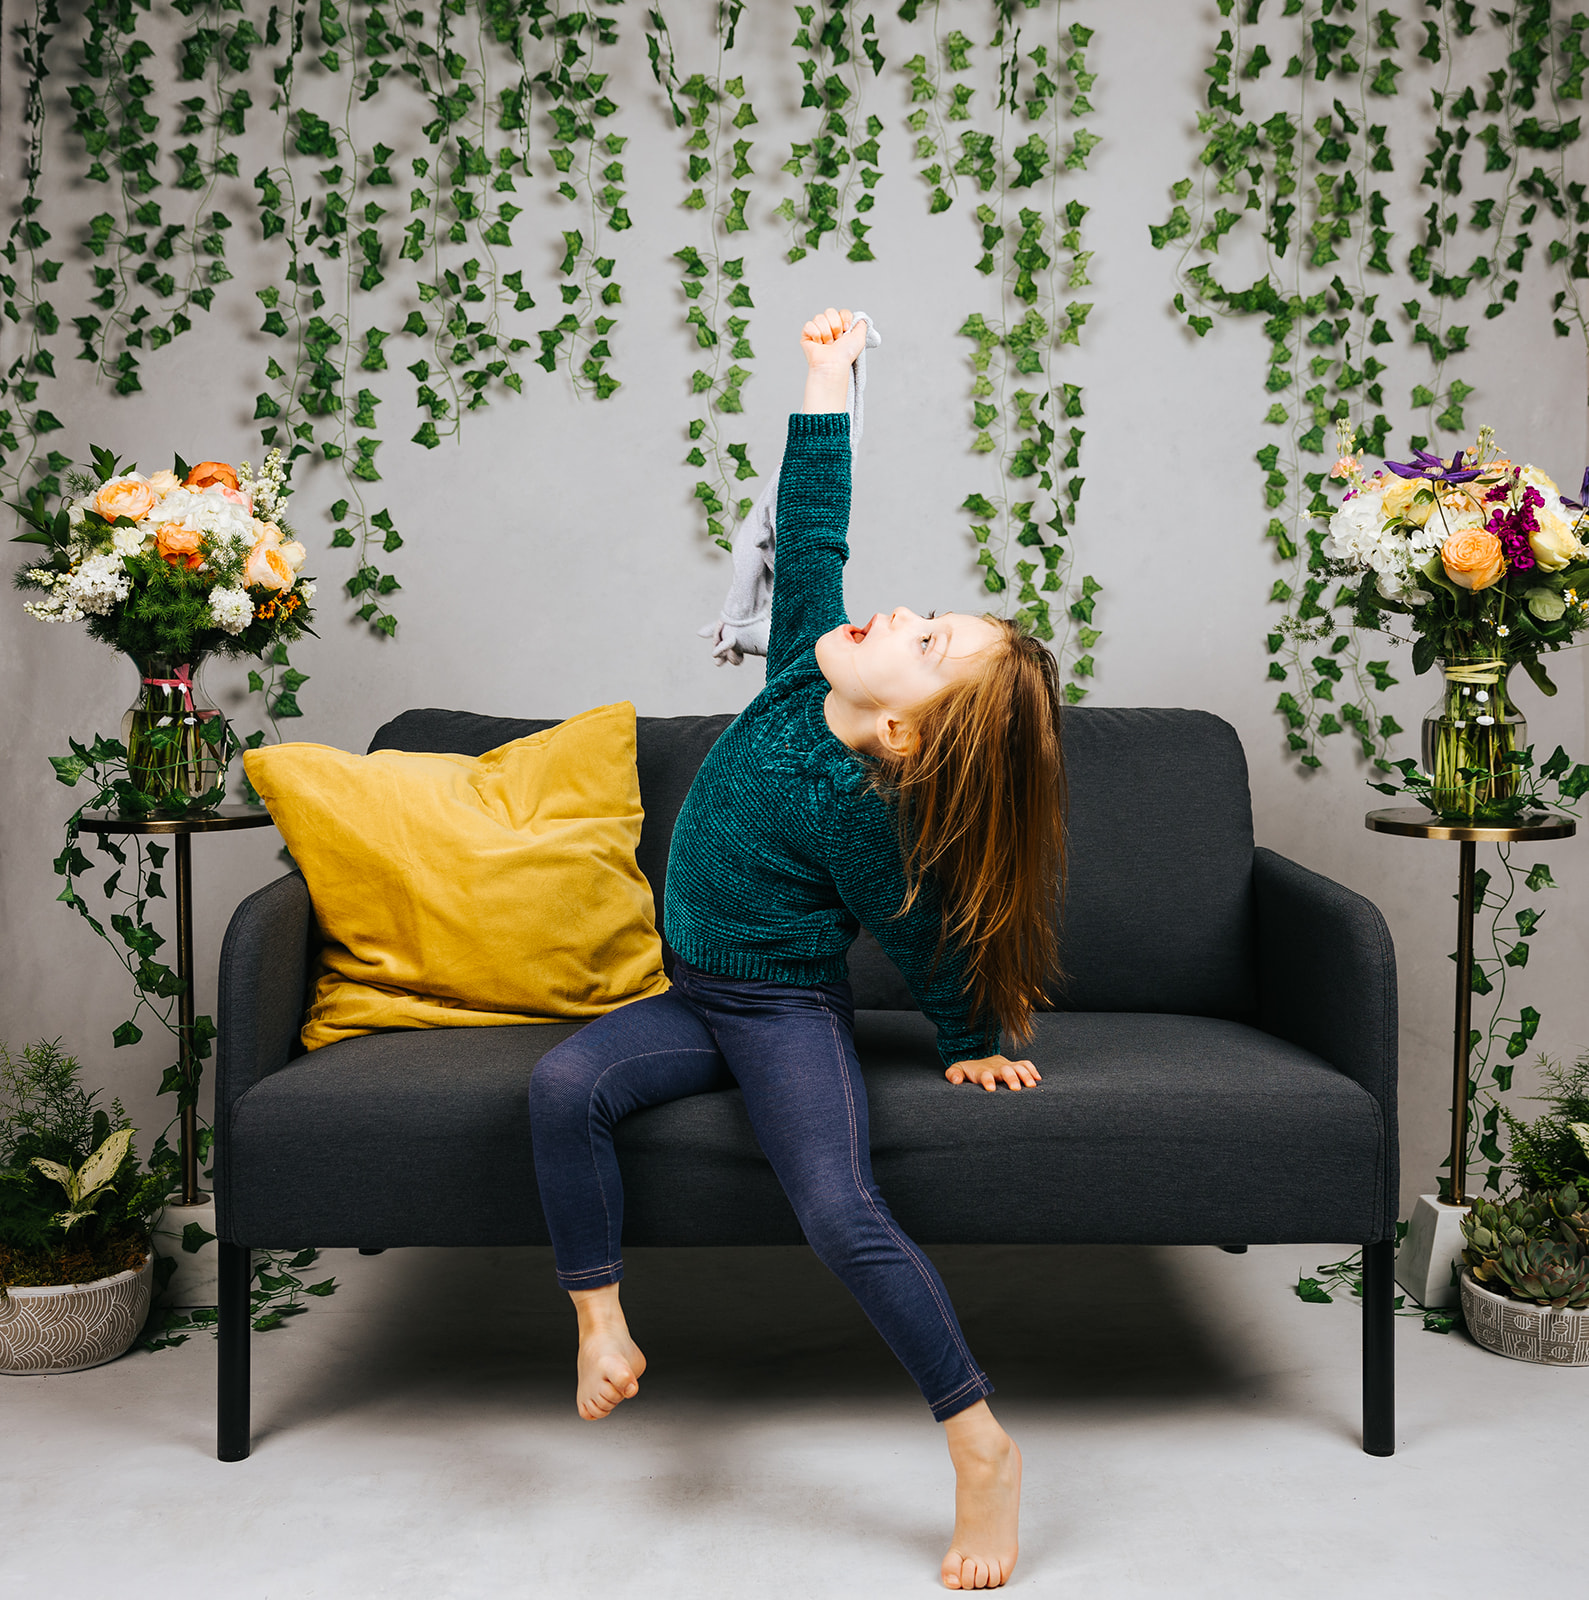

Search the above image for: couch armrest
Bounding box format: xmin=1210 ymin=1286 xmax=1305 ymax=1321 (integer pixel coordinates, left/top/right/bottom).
xmin=215 ymin=870 xmax=313 ymax=1235
xmin=1253 ymin=846 xmax=1399 ymax=1233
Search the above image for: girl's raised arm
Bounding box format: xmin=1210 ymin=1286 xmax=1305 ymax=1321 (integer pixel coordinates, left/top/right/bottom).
xmin=764 ymin=308 xmax=869 ymax=677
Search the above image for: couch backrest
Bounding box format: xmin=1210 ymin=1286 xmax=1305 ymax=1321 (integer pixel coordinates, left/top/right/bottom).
xmin=369 ymin=703 xmax=1256 ymax=1021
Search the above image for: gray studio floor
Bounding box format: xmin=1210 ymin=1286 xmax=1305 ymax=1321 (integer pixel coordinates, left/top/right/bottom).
xmin=4 ymin=1240 xmax=1583 ymax=1598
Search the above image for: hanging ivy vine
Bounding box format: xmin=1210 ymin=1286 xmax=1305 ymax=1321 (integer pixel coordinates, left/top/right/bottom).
xmin=646 ymin=3 xmax=762 ymax=550
xmin=779 ymin=2 xmax=888 ymax=264
xmin=898 ymin=0 xmax=1102 ymax=702
xmin=1 ymin=0 xmax=66 ymax=507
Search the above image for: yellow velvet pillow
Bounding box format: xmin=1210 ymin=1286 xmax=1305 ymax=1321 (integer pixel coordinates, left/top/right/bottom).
xmin=244 ymin=701 xmax=670 ymax=1051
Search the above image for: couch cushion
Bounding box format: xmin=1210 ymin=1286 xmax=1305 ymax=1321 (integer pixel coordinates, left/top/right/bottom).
xmin=224 ymin=1010 xmax=1384 ymax=1247
xmin=248 ymin=704 xmax=669 ymax=1049
xmin=368 ymin=709 xmax=734 ymax=975
xmin=1053 ymin=707 xmax=1256 ymax=1017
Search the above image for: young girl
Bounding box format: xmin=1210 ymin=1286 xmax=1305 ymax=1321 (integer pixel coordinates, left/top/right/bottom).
xmin=529 ymin=307 xmax=1068 ymax=1592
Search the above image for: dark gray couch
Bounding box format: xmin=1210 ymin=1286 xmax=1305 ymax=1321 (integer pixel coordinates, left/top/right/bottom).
xmin=214 ymin=705 xmax=1399 ymax=1460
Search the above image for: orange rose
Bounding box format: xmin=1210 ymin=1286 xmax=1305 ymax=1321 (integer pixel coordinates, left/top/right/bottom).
xmin=244 ymin=536 xmax=294 ymax=591
xmin=1441 ymin=529 xmax=1506 ymax=592
xmin=185 ymin=460 xmax=240 ymax=492
xmin=155 ymin=522 xmax=204 ymax=571
xmin=94 ymin=477 xmax=156 ymax=524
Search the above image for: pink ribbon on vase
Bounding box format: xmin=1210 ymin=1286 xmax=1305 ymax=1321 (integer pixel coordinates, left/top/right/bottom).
xmin=141 ymin=663 xmax=195 ymax=711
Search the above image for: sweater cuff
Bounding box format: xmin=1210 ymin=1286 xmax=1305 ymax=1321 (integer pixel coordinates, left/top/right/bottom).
xmin=788 ymin=411 xmax=851 ymax=440
xmin=937 ymin=1025 xmax=1004 ymax=1072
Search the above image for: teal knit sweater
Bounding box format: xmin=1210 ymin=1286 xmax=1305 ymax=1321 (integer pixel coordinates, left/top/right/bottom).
xmin=663 ymin=410 xmax=1000 ymax=1069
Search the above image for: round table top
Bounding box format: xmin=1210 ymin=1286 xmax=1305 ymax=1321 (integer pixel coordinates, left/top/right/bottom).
xmin=1365 ymin=806 xmax=1578 ymax=844
xmin=77 ymin=805 xmax=275 ymax=837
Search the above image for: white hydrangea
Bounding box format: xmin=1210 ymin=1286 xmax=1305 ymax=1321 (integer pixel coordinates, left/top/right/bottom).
xmin=145 ymin=485 xmax=255 ymax=554
xmin=65 ymin=551 xmax=133 ymax=616
xmin=207 ymin=585 xmax=254 ymax=635
xmin=1324 ymin=486 xmax=1449 ymax=604
xmin=1324 ymin=489 xmax=1396 ymax=570
xmin=295 ymin=580 xmax=316 ymax=602
xmin=111 ymin=523 xmax=147 ymax=557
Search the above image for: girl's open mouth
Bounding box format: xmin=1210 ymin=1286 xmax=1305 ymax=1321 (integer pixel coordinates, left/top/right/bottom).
xmin=845 ymin=617 xmax=874 ymax=644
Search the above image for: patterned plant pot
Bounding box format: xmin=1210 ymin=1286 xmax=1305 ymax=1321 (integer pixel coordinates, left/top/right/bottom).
xmin=1460 ymin=1269 xmax=1589 ymax=1366
xmin=0 ymin=1250 xmax=153 ymax=1375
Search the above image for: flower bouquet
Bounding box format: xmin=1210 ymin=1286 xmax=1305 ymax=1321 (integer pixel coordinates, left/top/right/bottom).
xmin=12 ymin=447 xmax=314 ymax=808
xmin=1324 ymin=423 xmax=1589 ymax=821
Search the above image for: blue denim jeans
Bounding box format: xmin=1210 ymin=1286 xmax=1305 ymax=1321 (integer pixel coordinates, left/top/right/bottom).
xmin=528 ymin=958 xmax=994 ymax=1422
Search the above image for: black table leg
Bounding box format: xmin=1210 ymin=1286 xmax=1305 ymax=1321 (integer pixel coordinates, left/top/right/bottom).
xmin=1361 ymin=1239 xmax=1395 ymax=1456
xmin=217 ymin=1240 xmax=251 ymax=1461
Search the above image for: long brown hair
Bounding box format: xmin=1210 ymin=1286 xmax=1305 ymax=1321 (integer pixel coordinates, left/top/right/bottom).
xmin=872 ymin=618 xmax=1067 ymax=1045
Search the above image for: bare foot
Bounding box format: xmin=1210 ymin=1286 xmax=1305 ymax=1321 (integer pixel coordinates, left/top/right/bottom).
xmin=570 ymin=1285 xmax=647 ymax=1421
xmin=941 ymin=1402 xmax=1021 ymax=1590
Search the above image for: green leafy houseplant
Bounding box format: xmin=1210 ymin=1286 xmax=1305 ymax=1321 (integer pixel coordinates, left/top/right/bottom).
xmin=1503 ymin=1050 xmax=1589 ymax=1195
xmin=0 ymin=1039 xmax=164 ymax=1289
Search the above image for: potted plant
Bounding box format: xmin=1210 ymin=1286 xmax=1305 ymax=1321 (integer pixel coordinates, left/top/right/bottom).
xmin=0 ymin=1040 xmax=165 ymax=1374
xmin=1457 ymin=1051 xmax=1589 ymax=1364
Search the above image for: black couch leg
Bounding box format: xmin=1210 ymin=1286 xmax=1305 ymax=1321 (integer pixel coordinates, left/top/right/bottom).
xmin=1361 ymin=1239 xmax=1395 ymax=1457
xmin=217 ymin=1241 xmax=252 ymax=1462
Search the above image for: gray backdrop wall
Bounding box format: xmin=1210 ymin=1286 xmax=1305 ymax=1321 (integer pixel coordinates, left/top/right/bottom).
xmin=3 ymin=1 xmax=1586 ymax=1221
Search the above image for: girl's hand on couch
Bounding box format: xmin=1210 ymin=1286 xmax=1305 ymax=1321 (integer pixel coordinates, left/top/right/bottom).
xmin=945 ymin=1054 xmax=1042 ymax=1092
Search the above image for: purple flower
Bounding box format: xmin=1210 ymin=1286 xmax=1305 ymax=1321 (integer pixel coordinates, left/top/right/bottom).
xmin=1487 ymin=493 xmax=1542 ymax=572
xmin=1501 ymin=532 xmax=1536 ymax=572
xmin=1384 ymin=445 xmax=1487 ymax=485
xmin=1562 ymin=468 xmax=1589 ymax=512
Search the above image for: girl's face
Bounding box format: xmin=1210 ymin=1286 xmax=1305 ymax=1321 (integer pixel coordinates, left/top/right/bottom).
xmin=815 ymin=606 xmax=1003 ymax=716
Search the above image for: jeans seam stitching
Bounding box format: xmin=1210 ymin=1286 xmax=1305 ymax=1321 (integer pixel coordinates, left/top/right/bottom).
xmin=827 ymin=1007 xmax=984 ymax=1410
xmin=576 ymin=1046 xmax=718 ymax=1282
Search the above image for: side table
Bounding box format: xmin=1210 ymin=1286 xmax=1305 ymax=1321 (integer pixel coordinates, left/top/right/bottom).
xmin=77 ymin=806 xmax=275 ymax=1304
xmin=1365 ymin=806 xmax=1577 ymax=1306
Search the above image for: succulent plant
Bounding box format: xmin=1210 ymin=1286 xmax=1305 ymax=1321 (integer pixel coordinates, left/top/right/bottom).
xmin=1464 ymin=1195 xmax=1539 ymax=1280
xmin=1493 ymin=1237 xmax=1589 ymax=1309
xmin=1460 ymin=1193 xmax=1589 ymax=1304
xmin=1545 ymin=1183 xmax=1589 ymax=1250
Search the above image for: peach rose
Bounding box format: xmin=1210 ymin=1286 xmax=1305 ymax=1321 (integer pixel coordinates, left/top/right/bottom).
xmin=94 ymin=476 xmax=156 ymax=524
xmin=1380 ymin=476 xmax=1435 ymax=527
xmin=185 ymin=460 xmax=240 ymax=492
xmin=244 ymin=536 xmax=294 ymax=591
xmin=1441 ymin=528 xmax=1506 ymax=591
xmin=155 ymin=522 xmax=204 ymax=571
xmin=279 ymin=540 xmax=307 ymax=573
xmin=146 ymin=469 xmax=181 ymax=496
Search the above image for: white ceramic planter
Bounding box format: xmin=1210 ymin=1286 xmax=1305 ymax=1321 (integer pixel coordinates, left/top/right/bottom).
xmin=1460 ymin=1269 xmax=1589 ymax=1366
xmin=0 ymin=1250 xmax=153 ymax=1375
xmin=1396 ymin=1193 xmax=1470 ymax=1308
xmin=153 ymin=1190 xmax=218 ymax=1307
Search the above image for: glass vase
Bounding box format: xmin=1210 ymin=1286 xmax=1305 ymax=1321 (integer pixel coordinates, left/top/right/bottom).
xmin=1420 ymin=655 xmax=1527 ymax=822
xmin=121 ymin=653 xmax=227 ymax=809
